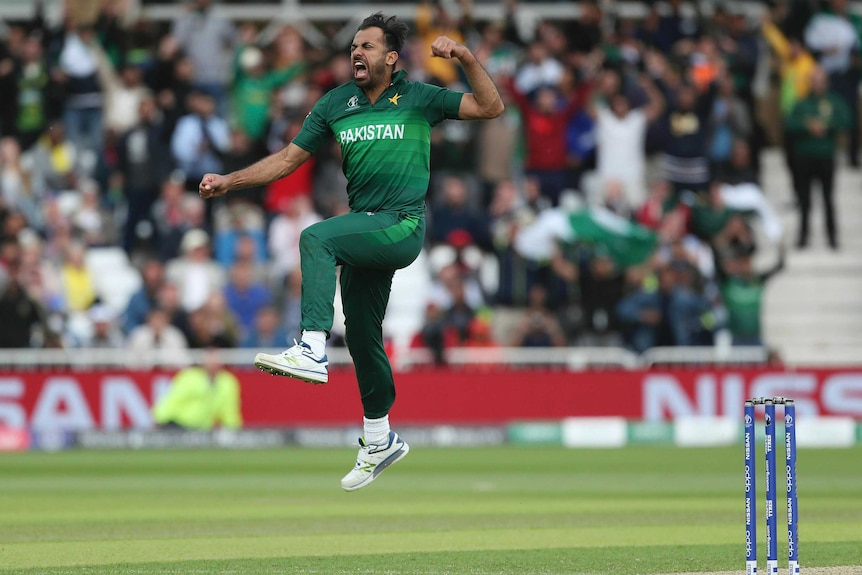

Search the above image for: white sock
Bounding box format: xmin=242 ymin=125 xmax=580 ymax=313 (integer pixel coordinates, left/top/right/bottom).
xmin=363 ymin=415 xmax=390 ymax=445
xmin=301 ymin=330 xmax=326 ymax=358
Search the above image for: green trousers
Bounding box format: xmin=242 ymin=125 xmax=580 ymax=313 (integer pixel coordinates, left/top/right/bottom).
xmin=299 ymin=211 xmax=424 ymax=418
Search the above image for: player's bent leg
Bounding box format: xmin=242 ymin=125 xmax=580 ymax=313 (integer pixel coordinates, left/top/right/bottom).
xmin=254 ymin=340 xmax=329 ymax=383
xmin=341 ymin=431 xmax=410 ymax=491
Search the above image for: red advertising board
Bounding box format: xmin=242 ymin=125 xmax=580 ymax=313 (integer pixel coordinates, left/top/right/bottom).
xmin=1 ymin=368 xmax=861 ymax=430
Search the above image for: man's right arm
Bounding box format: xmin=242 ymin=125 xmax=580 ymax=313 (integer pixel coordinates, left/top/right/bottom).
xmin=199 ymin=142 xmax=312 ymax=198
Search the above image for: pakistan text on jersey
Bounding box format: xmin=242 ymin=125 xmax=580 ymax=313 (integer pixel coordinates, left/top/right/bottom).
xmin=338 ymin=124 xmax=405 ymax=145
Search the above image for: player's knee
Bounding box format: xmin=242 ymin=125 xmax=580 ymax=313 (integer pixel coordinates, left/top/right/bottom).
xmin=299 ymin=225 xmax=323 ymax=251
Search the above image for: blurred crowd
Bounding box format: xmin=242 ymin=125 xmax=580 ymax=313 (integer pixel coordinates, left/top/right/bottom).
xmin=0 ymin=0 xmax=856 ymax=358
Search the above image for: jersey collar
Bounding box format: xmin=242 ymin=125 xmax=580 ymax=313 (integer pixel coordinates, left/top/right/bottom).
xmin=353 ymin=69 xmax=409 ymax=104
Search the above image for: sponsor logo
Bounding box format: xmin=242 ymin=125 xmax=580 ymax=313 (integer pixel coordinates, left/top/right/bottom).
xmin=347 ymin=95 xmax=359 ymax=109
xmin=338 ymin=123 xmax=405 ymax=145
xmin=787 ymin=529 xmax=796 ymax=558
xmin=744 ymin=433 xmax=752 ymax=459
xmin=786 ymin=486 xmax=794 ymax=524
xmin=786 ymin=464 xmax=794 ymax=495
xmin=744 ymin=464 xmax=752 ymax=494
xmin=745 ymin=495 xmax=752 ymax=524
xmin=745 ymin=528 xmax=754 ymax=558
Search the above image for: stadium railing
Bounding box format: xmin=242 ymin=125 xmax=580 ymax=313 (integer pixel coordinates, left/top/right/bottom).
xmin=0 ymin=1 xmax=772 ymax=24
xmin=0 ymin=346 xmax=771 ymax=371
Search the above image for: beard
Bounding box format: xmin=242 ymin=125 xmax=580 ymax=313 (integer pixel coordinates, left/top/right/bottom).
xmin=353 ymin=55 xmax=389 ymax=90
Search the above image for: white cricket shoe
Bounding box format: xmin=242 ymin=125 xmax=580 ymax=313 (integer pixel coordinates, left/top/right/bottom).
xmin=341 ymin=431 xmax=410 ymax=492
xmin=254 ymin=340 xmax=328 ymax=384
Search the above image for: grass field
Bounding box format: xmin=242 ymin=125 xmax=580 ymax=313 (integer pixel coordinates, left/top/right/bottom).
xmin=1 ymin=445 xmax=861 ymax=574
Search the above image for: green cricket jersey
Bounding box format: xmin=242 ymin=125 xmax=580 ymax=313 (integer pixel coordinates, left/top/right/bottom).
xmin=292 ymin=69 xmax=464 ymax=215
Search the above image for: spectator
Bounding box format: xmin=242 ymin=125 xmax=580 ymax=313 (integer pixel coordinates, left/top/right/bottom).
xmin=17 ymin=229 xmax=64 ymax=313
xmin=70 ymin=178 xmax=113 ymax=246
xmin=551 ymin=247 xmax=625 ymax=346
xmin=416 ymin=302 xmax=457 ymax=365
xmin=185 ymin=293 xmax=238 ymax=349
xmin=0 ymin=137 xmax=41 ymax=226
xmin=224 ymin=259 xmax=272 ymax=341
xmin=170 ymin=90 xmax=231 ymax=188
xmin=414 ymin=0 xmax=471 ymax=86
xmin=221 ymin=129 xmax=266 ymax=206
xmin=127 ymin=306 xmax=190 ymax=364
xmin=563 ymin=0 xmax=603 ymax=55
xmin=116 ymin=95 xmax=174 ymax=254
xmin=123 ymin=258 xmax=165 ymax=334
xmin=714 ymin=139 xmax=758 ymax=186
xmin=509 ymin=75 xmax=589 ymax=204
xmin=30 ymin=121 xmax=81 ymax=195
xmin=213 ymin=201 xmax=267 ymax=268
xmin=56 ymin=24 xmax=104 ymax=156
xmin=83 ymin=304 xmax=125 ymax=348
xmin=231 ymin=34 xmax=305 ymax=144
xmin=762 ymin=10 xmax=816 ymax=197
xmin=3 ymin=35 xmax=54 ymax=151
xmin=707 ymin=75 xmax=752 ymax=173
xmin=151 ymin=176 xmax=192 ymax=261
xmin=60 ymin=240 xmax=96 ymax=313
xmin=514 ymin=40 xmax=565 ymax=96
xmin=511 ymin=284 xmax=566 ymax=347
xmin=166 ymin=228 xmax=226 ymax=313
xmin=171 ymin=0 xmax=236 ymax=117
xmin=157 ymin=54 xmax=195 ymax=141
xmin=156 ymin=281 xmax=192 ymax=342
xmin=0 ymin=242 xmax=44 ymax=348
xmin=93 ymin=43 xmax=150 ymax=139
xmin=475 ymin=81 xmax=522 ymax=206
xmin=660 ymin=80 xmax=716 ymax=196
xmin=716 ymin=246 xmax=786 ymax=346
xmin=241 ymin=305 xmax=287 ymax=348
xmin=616 ymin=263 xmax=713 ymax=353
xmin=591 ymin=72 xmax=664 ymax=208
xmin=787 ymin=67 xmax=850 ymax=249
xmin=463 ymin=314 xmax=497 ymax=348
xmin=429 ymin=176 xmax=488 ymax=249
xmin=152 ymin=348 xmax=242 ymax=430
xmin=267 ymin=194 xmax=321 ymax=284
xmin=804 ymin=0 xmax=860 ymax=166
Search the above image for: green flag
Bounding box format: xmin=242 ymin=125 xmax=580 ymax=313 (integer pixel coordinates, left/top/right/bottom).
xmin=568 ymin=208 xmax=657 ymax=266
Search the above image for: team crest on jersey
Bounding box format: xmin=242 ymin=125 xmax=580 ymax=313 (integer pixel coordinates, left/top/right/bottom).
xmin=347 ymin=95 xmax=359 ymax=109
xmin=388 ymin=93 xmax=402 ymax=106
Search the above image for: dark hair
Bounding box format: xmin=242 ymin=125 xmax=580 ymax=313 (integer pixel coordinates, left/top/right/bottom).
xmin=358 ymin=12 xmax=409 ymax=54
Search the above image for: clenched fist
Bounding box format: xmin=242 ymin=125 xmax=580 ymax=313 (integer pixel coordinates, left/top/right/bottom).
xmin=199 ymin=173 xmax=231 ymax=199
xmin=430 ymin=36 xmax=468 ymax=60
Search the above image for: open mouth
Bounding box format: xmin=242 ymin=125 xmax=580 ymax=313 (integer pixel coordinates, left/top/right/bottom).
xmin=353 ymin=60 xmax=368 ymax=80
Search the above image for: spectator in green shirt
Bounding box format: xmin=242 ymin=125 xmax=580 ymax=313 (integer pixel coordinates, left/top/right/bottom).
xmin=231 ymin=42 xmax=305 ymax=144
xmin=786 ymin=67 xmax=851 ymax=249
xmin=152 ymin=348 xmax=243 ymax=430
xmin=715 ymin=245 xmax=785 ymax=347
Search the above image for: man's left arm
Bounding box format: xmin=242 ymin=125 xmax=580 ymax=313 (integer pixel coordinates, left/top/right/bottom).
xmin=430 ymin=36 xmax=504 ymax=120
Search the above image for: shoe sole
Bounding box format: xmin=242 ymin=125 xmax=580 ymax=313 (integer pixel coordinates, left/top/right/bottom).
xmin=341 ymin=441 xmax=410 ymax=492
xmin=253 ymin=354 xmax=328 ymax=384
